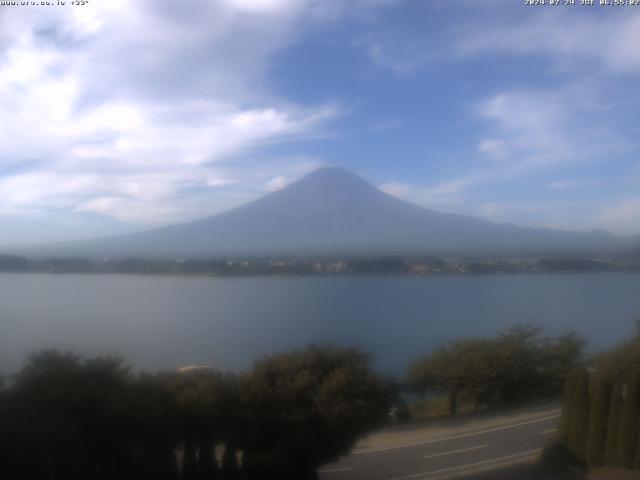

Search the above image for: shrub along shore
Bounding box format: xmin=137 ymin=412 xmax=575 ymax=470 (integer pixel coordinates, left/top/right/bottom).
xmin=0 ymin=324 xmax=586 ymax=479
xmin=408 ymin=324 xmax=585 ymax=416
xmin=0 ymin=346 xmax=391 ymax=480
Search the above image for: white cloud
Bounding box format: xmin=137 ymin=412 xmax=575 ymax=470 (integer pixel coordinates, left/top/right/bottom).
xmin=374 ymin=79 xmax=638 ymax=231
xmin=595 ymin=199 xmax=640 ymax=236
xmin=478 ymin=89 xmax=572 ymax=165
xmin=224 ymin=0 xmax=296 ymax=14
xmin=548 ymin=180 xmax=593 ymax=190
xmin=77 ymin=196 xmax=126 ymax=215
xmin=378 ymin=175 xmax=483 ymax=212
xmin=206 ymin=177 xmax=237 ymax=188
xmin=379 ymin=181 xmax=409 ymax=198
xmin=478 ymin=139 xmax=508 ymax=161
xmin=422 ymin=177 xmax=477 ymax=197
xmin=358 ymin=8 xmax=640 ymax=77
xmin=362 ymin=42 xmax=430 ymax=75
xmin=0 ymin=0 xmax=365 ymax=240
xmin=459 ymin=10 xmax=640 ymax=74
xmin=265 ymin=176 xmax=293 ymax=192
xmin=476 ymin=200 xmax=599 ymax=231
xmin=475 ymin=82 xmax=639 ymax=174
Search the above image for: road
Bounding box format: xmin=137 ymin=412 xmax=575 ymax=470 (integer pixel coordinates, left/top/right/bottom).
xmin=319 ymin=408 xmax=563 ymax=480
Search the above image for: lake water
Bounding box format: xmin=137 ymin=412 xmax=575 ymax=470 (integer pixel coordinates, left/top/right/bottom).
xmin=1 ymin=273 xmax=639 ymax=376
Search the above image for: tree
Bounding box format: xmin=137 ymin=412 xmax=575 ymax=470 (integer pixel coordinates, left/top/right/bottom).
xmin=586 ymin=373 xmax=611 ymax=467
xmin=616 ymin=379 xmax=640 ymax=468
xmin=1 ymin=347 xmax=393 ymax=480
xmin=408 ymin=345 xmax=463 ymax=415
xmin=539 ymin=332 xmax=587 ymax=397
xmin=594 ymin=320 xmax=640 ymax=381
xmin=409 ymin=339 xmax=501 ymax=414
xmin=559 ymin=370 xmax=578 ymax=442
xmin=568 ymin=369 xmax=590 ymax=460
xmin=10 ymin=351 xmax=134 ymax=480
xmin=221 ymin=443 xmax=241 ymax=480
xmin=605 ymin=381 xmax=624 ymax=466
xmin=125 ymin=373 xmax=180 ymax=480
xmin=243 ymin=345 xmax=391 ymax=478
xmin=0 ymin=374 xmax=12 ymax=477
xmin=164 ymin=369 xmax=228 ymax=480
xmin=409 ymin=326 xmax=584 ymax=416
xmin=635 ymin=427 xmax=640 ymax=469
xmin=453 ymin=340 xmax=501 ymax=410
xmin=183 ymin=436 xmax=198 ymax=480
xmin=494 ymin=324 xmax=544 ymax=403
xmin=198 ymin=430 xmax=218 ymax=480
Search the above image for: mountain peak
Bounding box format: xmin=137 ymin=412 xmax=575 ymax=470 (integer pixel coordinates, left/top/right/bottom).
xmin=299 ymin=166 xmax=368 ymax=182
xmin=22 ymin=166 xmax=626 ymax=258
xmin=281 ymin=167 xmax=379 ymax=198
xmin=305 ymin=166 xmax=358 ymax=178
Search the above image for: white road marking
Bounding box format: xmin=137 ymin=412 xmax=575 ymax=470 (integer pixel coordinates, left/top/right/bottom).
xmin=355 ymin=412 xmax=560 ymax=455
xmin=384 ymin=448 xmax=542 ymax=480
xmin=423 ymin=452 xmax=541 ymax=480
xmin=318 ymin=467 xmax=351 ymax=474
xmin=423 ymin=444 xmax=488 ymax=460
xmin=542 ymin=428 xmax=557 ymax=434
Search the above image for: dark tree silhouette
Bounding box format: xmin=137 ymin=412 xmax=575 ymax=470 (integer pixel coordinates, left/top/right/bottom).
xmin=242 ymin=345 xmax=391 ymax=478
xmin=0 ymin=346 xmax=391 ymax=479
xmin=586 ymin=373 xmax=611 ymax=467
xmin=221 ymin=443 xmax=241 ymax=480
xmin=616 ymin=379 xmax=640 ymax=468
xmin=567 ymin=369 xmax=590 ymax=460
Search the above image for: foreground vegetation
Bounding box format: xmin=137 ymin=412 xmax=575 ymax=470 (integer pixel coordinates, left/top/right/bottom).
xmin=0 ymin=346 xmax=391 ymax=480
xmin=408 ymin=325 xmax=586 ymax=416
xmin=0 ymin=324 xmax=589 ymax=479
xmin=558 ymin=323 xmax=640 ymax=473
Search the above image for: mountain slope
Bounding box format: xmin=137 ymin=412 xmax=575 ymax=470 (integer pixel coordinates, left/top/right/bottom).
xmin=20 ymin=167 xmax=626 ymax=257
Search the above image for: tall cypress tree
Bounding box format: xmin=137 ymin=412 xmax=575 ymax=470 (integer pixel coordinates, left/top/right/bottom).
xmin=586 ymin=374 xmax=611 ymax=467
xmin=635 ymin=428 xmax=640 ymax=469
xmin=221 ymin=443 xmax=241 ymax=480
xmin=616 ymin=379 xmax=640 ymax=469
xmin=560 ymin=370 xmax=578 ymax=442
xmin=198 ymin=432 xmax=219 ymax=480
xmin=568 ymin=369 xmax=590 ymax=460
xmin=183 ymin=435 xmax=198 ymax=480
xmin=605 ymin=381 xmax=624 ymax=466
xmin=158 ymin=446 xmax=179 ymax=480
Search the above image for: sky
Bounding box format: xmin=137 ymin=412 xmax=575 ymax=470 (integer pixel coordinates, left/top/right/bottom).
xmin=1 ymin=0 xmax=640 ymax=246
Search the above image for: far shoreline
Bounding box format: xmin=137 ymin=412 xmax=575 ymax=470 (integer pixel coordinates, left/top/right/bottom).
xmin=1 ymin=270 xmax=639 ymax=279
xmin=1 ymin=252 xmax=639 ymax=277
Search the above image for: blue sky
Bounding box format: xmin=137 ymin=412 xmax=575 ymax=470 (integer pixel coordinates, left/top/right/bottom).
xmin=1 ymin=0 xmax=640 ymax=246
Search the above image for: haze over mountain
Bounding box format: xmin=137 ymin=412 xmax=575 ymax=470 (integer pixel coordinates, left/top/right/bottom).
xmin=14 ymin=168 xmax=630 ymax=258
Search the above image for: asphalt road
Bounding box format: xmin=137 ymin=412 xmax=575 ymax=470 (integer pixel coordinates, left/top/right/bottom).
xmin=319 ymin=410 xmax=562 ymax=480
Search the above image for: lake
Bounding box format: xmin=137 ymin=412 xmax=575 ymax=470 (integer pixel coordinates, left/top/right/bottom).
xmin=1 ymin=272 xmax=639 ymax=376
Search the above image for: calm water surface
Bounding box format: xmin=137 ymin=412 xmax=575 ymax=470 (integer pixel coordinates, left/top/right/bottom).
xmin=0 ymin=273 xmax=638 ymax=376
